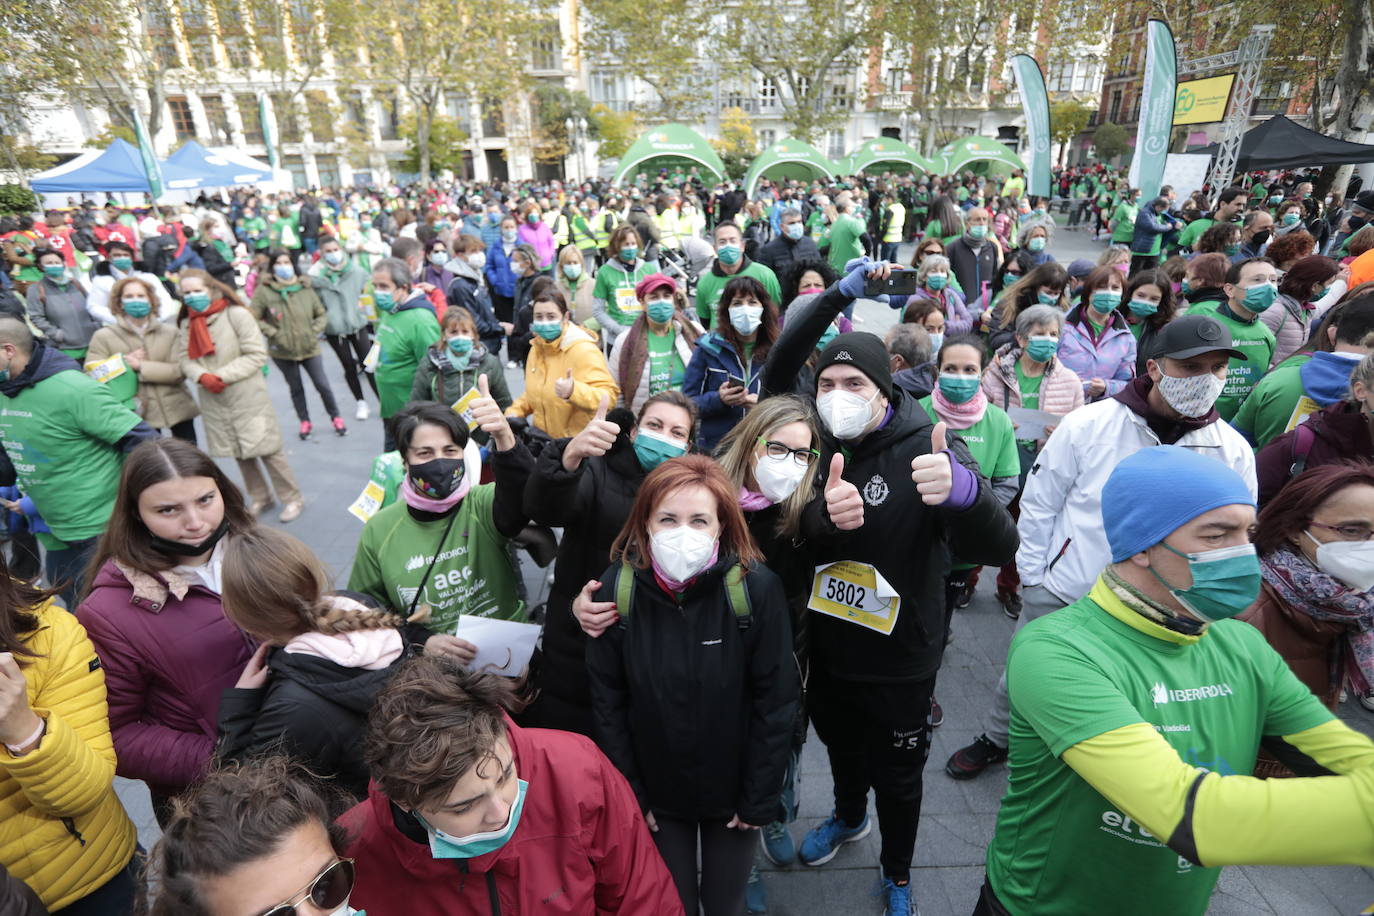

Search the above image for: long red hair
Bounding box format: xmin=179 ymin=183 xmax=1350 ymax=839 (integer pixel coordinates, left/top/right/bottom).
xmin=1256 ymin=461 xmax=1374 ymax=554
xmin=610 ymin=454 xmax=762 ymax=569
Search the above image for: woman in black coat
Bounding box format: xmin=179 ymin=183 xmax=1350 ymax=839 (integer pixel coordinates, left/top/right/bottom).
xmin=215 ymin=527 xmax=462 ymax=800
xmin=519 ymin=390 xmax=698 ymax=735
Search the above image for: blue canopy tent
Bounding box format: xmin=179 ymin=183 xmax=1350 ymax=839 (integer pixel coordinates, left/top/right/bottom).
xmin=162 ymin=140 xmax=273 ymax=190
xmin=29 ymin=139 xmax=154 ymax=194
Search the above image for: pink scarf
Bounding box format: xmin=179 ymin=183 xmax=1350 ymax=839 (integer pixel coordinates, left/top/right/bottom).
xmin=739 ymin=486 xmax=772 ymax=511
xmin=401 ymin=473 xmax=472 ymax=513
xmin=931 ymin=386 xmax=988 ymax=429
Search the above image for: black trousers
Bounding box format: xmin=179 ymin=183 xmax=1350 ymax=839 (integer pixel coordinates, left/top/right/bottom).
xmin=652 ymin=816 xmax=757 ymax=916
xmin=1129 ymin=253 xmax=1160 ymax=275
xmin=51 ymin=853 xmax=139 ymax=915
xmin=273 ymin=355 xmax=340 ymax=423
xmin=491 ymin=291 xmax=514 ymax=324
xmin=970 ymin=879 xmax=1013 ymax=915
xmin=165 ymin=418 xmax=197 ymax=445
xmin=809 ymin=667 xmax=935 ymax=881
xmin=326 ymin=328 xmax=377 ymax=400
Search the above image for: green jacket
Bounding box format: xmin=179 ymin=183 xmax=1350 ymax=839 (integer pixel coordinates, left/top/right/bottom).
xmin=249 ymin=276 xmax=327 ymax=361
xmin=409 ymin=345 xmax=512 ymax=445
xmin=307 ymin=258 xmax=371 ymax=336
xmin=376 ymin=296 xmax=442 ymax=418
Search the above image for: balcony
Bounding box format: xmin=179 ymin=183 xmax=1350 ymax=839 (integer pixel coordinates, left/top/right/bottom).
xmin=878 ymin=91 xmax=912 ymax=110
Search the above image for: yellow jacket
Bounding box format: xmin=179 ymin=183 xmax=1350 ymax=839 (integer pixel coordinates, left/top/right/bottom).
xmin=507 ymin=324 xmax=619 ymax=439
xmin=0 ymin=600 xmax=137 ymax=910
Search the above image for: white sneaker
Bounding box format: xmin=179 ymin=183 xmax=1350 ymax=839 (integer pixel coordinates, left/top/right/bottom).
xmin=355 ymin=399 xmax=370 ymax=421
xmin=505 ymin=360 xmax=518 ymax=369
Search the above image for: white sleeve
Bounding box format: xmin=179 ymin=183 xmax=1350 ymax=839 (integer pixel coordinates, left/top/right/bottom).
xmin=85 ymin=277 xmax=115 ymax=326
xmin=1310 ymin=279 xmax=1348 ymax=325
xmin=1016 ymin=416 xmax=1081 ymax=585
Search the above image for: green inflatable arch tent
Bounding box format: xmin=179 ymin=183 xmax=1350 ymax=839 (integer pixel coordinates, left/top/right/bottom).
xmin=934 ymin=137 xmax=1027 ymax=176
xmin=742 ymin=138 xmax=837 ymax=197
xmin=839 ymin=137 xmax=933 ymax=176
xmin=612 ymin=124 xmax=727 ymax=185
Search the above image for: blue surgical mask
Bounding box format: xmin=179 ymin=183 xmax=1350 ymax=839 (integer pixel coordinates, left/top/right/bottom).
xmin=927 ymin=331 xmax=944 ymax=352
xmin=562 ymin=263 xmax=582 ymax=280
xmin=1036 ymin=291 xmax=1059 ymax=306
xmin=374 ymin=289 xmax=397 ymax=312
xmin=816 ymin=324 xmax=839 ymax=351
xmin=184 ymin=292 xmax=212 ymax=312
xmin=447 ymin=335 xmax=474 ymax=364
xmin=1241 ymin=282 xmax=1278 ymax=313
xmin=716 ymin=243 xmax=742 ymax=266
xmin=273 ymin=264 xmax=296 ymax=281
xmin=634 ymin=428 xmax=688 ymax=472
xmin=938 ymin=372 xmax=981 ymax=404
xmin=925 ymin=273 xmax=948 ymax=291
xmin=1128 ymin=298 xmax=1159 ymax=318
xmin=1026 ymin=237 xmax=1046 ymax=252
xmin=122 ymin=299 xmax=152 ymax=319
xmin=111 ymin=256 xmax=134 ymax=272
xmin=968 ymin=225 xmax=988 ymax=240
xmin=784 ymin=222 xmax=804 ymax=240
xmin=1090 ymin=290 xmax=1122 ymax=312
xmin=1004 ymin=273 xmax=1021 ymax=288
xmin=1151 ymin=542 xmax=1262 ymax=622
xmin=619 ymin=246 xmax=639 ymax=263
xmin=43 ymin=264 xmax=68 ymax=282
xmin=431 ymin=250 xmax=449 ymax=266
xmin=324 ymin=249 xmax=345 ymax=266
xmin=646 ymin=298 xmax=675 ymax=324
xmin=421 ymin=779 xmax=528 ymax=859
xmin=1025 ymin=335 xmax=1058 ymax=363
xmin=502 ymin=229 xmax=518 ymax=243
xmin=532 ymin=320 xmax=563 ymax=341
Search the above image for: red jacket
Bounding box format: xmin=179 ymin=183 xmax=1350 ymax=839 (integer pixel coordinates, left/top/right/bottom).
xmin=339 ymin=721 xmax=683 ymax=916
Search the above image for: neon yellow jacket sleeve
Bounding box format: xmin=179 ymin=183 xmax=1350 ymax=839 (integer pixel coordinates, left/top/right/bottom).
xmin=1063 ymin=720 xmax=1374 ymax=868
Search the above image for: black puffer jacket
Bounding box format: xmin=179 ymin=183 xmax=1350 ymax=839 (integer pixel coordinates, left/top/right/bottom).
xmin=762 ymin=281 xmax=1020 ymax=683
xmin=216 ymin=608 xmax=429 ymax=800
xmin=521 ymin=414 xmax=642 ymax=736
xmin=586 ymin=557 xmax=798 ymax=825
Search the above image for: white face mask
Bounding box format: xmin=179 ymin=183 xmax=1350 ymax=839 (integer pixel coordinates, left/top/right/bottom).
xmin=753 ymin=452 xmax=808 ymax=503
xmin=728 ymin=304 xmax=763 ymax=335
xmin=817 ymin=389 xmax=878 ymax=440
xmin=1155 ymin=370 xmax=1226 ymax=418
xmin=467 ymin=253 xmax=486 ymax=269
xmin=1306 ymin=532 xmax=1374 ymax=592
xmin=650 ymin=526 xmax=717 ymax=582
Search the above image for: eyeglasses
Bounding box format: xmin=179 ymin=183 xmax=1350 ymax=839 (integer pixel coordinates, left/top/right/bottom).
xmin=1309 ymin=522 xmax=1374 ymax=542
xmin=260 ymin=858 xmax=355 ymax=916
xmin=758 ymin=437 xmax=819 ymax=468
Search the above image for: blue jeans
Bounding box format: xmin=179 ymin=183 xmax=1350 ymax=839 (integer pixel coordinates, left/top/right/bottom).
xmin=45 ymin=535 xmax=98 ymax=609
xmin=881 ymin=241 xmax=900 ymax=263
xmin=53 ymin=852 xmax=140 ymax=915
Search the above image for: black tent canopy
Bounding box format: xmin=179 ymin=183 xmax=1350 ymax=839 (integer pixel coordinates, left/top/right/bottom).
xmin=1198 ymin=115 xmax=1374 ymax=171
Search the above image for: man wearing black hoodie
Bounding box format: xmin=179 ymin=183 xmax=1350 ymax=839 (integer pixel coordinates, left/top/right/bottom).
xmin=761 ymin=263 xmax=1019 ymax=916
xmin=0 ymin=318 xmax=155 ymax=605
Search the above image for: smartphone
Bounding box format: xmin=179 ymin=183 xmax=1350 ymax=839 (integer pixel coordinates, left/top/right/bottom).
xmin=725 ymin=374 xmax=747 ymax=389
xmin=865 ymin=268 xmax=920 ymax=297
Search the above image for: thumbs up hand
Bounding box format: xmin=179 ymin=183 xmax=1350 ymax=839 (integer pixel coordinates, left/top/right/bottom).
xmin=563 ymin=392 xmax=621 ymax=471
xmin=824 ymin=453 xmax=865 ymax=531
xmin=554 ymin=368 xmax=575 ymax=400
xmin=470 ymin=372 xmax=516 ymax=452
xmin=911 ymin=420 xmax=954 ymax=505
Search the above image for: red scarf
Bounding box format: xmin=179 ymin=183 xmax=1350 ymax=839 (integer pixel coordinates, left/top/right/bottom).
xmin=186 ymin=299 xmax=232 ymax=360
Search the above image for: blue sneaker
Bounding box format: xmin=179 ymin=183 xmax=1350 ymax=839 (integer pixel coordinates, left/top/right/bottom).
xmin=798 ymin=812 xmax=871 ymax=866
xmin=745 ymin=863 xmax=767 ymax=914
xmin=880 ymin=876 xmax=916 ymax=915
xmin=760 ymin=820 xmax=795 ymax=866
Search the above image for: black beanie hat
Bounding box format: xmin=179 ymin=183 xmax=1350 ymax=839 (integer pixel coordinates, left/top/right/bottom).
xmin=815 ymin=332 xmax=893 ymax=400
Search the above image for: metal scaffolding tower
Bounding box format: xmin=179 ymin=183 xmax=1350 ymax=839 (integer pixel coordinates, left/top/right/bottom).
xmin=1178 ymin=24 xmax=1274 ymax=195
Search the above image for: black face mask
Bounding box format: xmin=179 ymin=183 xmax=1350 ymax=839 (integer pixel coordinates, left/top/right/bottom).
xmin=148 ymin=519 xmax=230 ymax=557
xmin=408 ymin=457 xmax=465 ymax=500
xmin=1351 ymin=214 xmax=1370 ymax=233
xmin=1251 ymin=229 xmax=1272 ymax=248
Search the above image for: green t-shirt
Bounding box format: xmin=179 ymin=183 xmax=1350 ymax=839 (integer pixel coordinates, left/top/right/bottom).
xmin=986 ymin=587 xmax=1332 ymax=916
xmin=645 ymin=329 xmax=684 ymax=394
xmin=1110 ymin=202 xmax=1138 ymax=243
xmin=376 ymin=303 xmax=442 ymax=419
xmin=918 ymin=397 xmax=1020 ymax=481
xmin=1229 ymin=355 xmax=1317 ymax=449
xmin=1014 ymin=363 xmax=1043 ymax=410
xmin=0 ymin=367 xmax=140 ymax=546
xmin=347 ymin=483 xmax=525 ymax=636
xmin=806 ymin=210 xmax=831 ymax=250
xmin=1185 ymin=302 xmax=1275 ymax=421
xmin=694 ymin=261 xmax=781 ymax=328
xmin=593 ymin=260 xmax=654 ymax=329
xmin=826 ymin=213 xmax=867 ymax=272
xmin=1175 ymin=217 xmax=1213 ymax=252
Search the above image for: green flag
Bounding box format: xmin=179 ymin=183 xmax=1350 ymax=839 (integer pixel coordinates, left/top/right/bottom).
xmin=131 ymin=107 xmax=164 ymax=200
xmin=259 ymin=94 xmax=279 ymax=170
xmin=1129 ymin=19 xmax=1177 ymax=201
xmin=1010 ymin=54 xmax=1051 ymax=198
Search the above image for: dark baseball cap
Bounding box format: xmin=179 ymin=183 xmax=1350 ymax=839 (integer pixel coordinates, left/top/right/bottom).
xmin=1066 ymin=258 xmax=1096 ymax=280
xmin=1353 ymin=190 xmax=1374 ymax=213
xmin=1150 ymin=313 xmax=1245 ymax=361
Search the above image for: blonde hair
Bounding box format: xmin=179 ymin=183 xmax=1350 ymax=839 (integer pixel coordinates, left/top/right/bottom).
xmin=221 ymin=528 xmax=402 ymax=642
xmin=714 ymin=394 xmax=820 ymax=539
xmin=1097 ymin=246 xmax=1130 ymax=268
xmin=1351 ymin=350 xmax=1374 ymax=401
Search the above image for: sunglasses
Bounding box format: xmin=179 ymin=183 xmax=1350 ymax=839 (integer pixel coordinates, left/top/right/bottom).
xmin=260 ymin=858 xmax=355 ymax=916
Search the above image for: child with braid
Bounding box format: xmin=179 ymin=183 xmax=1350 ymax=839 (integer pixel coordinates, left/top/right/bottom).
xmin=215 ymin=526 xmax=469 ymax=799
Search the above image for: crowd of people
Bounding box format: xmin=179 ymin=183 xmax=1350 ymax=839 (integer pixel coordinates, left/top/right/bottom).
xmin=1 ymin=157 xmax=1374 ymax=916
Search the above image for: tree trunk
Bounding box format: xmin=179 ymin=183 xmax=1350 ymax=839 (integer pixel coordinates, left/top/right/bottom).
xmin=419 ymin=106 xmax=433 ymax=183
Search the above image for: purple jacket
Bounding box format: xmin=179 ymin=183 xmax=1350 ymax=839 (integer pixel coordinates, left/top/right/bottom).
xmin=1057 ymin=305 xmax=1137 ymax=401
xmin=518 ymin=220 xmax=557 ymax=269
xmin=76 ymin=559 xmax=255 ymax=796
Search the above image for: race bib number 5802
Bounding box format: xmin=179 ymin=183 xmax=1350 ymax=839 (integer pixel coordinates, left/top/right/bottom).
xmin=808 ymin=561 xmax=901 ymax=635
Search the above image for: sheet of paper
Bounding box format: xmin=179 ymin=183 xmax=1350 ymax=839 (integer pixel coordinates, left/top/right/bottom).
xmin=1005 ymin=406 xmax=1061 ymax=440
xmin=454 ymin=617 xmax=542 ymax=678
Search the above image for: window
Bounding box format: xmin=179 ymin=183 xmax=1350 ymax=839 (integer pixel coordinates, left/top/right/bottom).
xmin=236 ymin=95 xmax=265 ymax=144
xmin=168 ymin=96 xmax=196 ymax=139
xmin=145 ymin=0 xmax=180 ymax=68
xmin=180 ymin=0 xmax=207 ymax=29
xmin=758 ymin=129 xmax=777 ymax=148
xmin=531 ymin=22 xmax=561 ymax=71
xmin=446 ymin=94 xmax=473 ymax=134
xmin=886 ymin=68 xmax=905 ymax=93
xmin=1107 ymin=89 xmax=1122 ymax=123
xmin=481 ymin=97 xmax=504 ymax=137
xmin=760 ymin=76 xmax=778 ymax=111
xmin=1253 ymin=76 xmax=1293 ymax=116
xmin=830 ymin=81 xmax=850 ymax=110
xmin=185 ymin=31 xmax=216 ymax=69
xmin=377 ymin=93 xmax=400 ymax=141
xmin=201 ymin=94 xmax=231 ymax=144
xmin=722 ymin=88 xmax=755 ymax=112
xmin=825 ymin=129 xmax=845 ymax=160
xmin=271 ymin=93 xmax=302 ymax=143
xmin=222 ymin=33 xmax=252 ymax=69
xmin=342 ymin=92 xmax=367 ymax=131
xmin=590 ymin=70 xmax=629 ymax=111
xmin=1129 ymin=92 xmax=1141 ymax=122
xmin=1049 ymin=62 xmax=1070 ymax=93
xmin=306 ymin=91 xmax=334 ymax=141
